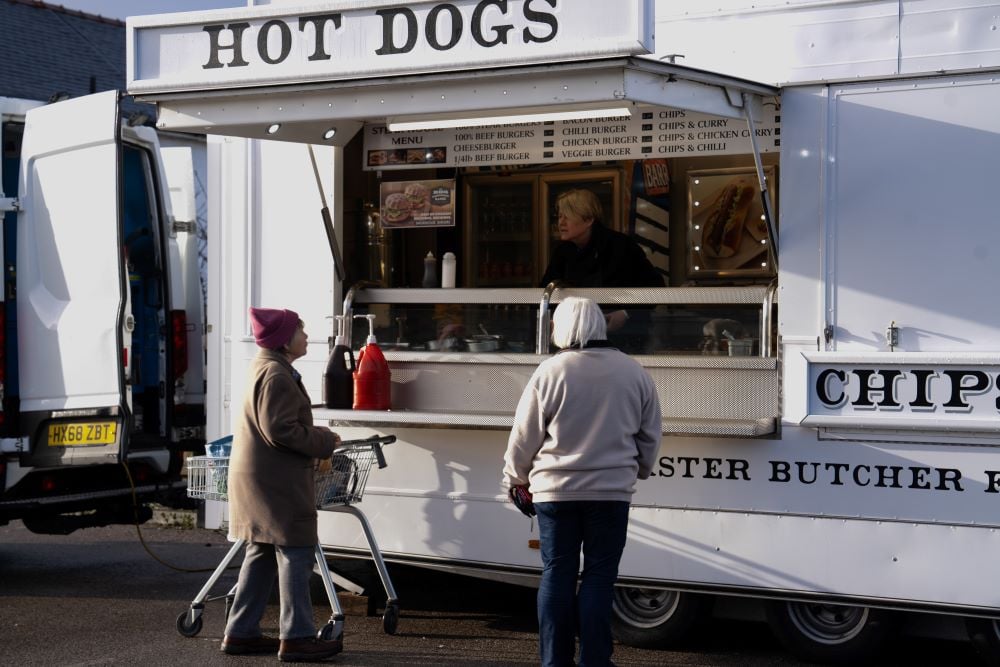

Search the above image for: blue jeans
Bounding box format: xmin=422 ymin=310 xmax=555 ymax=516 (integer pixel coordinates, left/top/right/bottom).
xmin=534 ymin=501 xmax=630 ymax=667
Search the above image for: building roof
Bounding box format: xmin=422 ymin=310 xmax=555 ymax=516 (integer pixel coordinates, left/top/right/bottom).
xmin=0 ymin=0 xmax=148 ymax=114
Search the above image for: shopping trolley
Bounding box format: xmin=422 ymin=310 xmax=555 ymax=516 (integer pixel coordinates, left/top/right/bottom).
xmin=175 ymin=434 xmax=399 ymax=641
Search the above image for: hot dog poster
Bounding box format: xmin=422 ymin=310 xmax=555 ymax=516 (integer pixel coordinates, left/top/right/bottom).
xmin=687 ymin=167 xmax=776 ymax=277
xmin=379 ymin=178 xmax=456 ymax=229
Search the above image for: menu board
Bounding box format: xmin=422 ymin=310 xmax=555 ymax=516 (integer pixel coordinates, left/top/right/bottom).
xmin=362 ymin=104 xmax=780 ymax=171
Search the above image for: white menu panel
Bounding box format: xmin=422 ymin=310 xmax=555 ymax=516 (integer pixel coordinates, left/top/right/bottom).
xmin=362 ymin=105 xmax=780 ymax=170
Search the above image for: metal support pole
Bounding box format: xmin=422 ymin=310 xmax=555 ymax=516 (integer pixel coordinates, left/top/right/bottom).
xmin=742 ymin=93 xmax=779 ymax=272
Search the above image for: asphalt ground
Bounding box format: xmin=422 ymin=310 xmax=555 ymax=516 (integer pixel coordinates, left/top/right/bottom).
xmin=0 ymin=519 xmax=982 ymax=666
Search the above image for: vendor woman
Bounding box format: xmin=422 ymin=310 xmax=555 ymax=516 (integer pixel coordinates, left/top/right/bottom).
xmin=541 ymin=188 xmax=664 ymax=352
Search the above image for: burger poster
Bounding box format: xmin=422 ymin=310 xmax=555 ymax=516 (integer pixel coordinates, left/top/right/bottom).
xmin=380 ymin=179 xmax=456 ymax=229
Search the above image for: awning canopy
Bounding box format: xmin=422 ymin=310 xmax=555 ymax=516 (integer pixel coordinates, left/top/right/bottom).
xmin=139 ymin=56 xmax=779 ymax=147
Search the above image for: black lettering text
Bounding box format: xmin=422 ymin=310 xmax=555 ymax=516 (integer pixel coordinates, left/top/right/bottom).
xmin=943 ymin=370 xmax=990 ymax=411
xmin=657 ymin=456 xmax=674 ymax=477
xmin=426 ymin=4 xmax=462 ymax=51
xmin=257 ymin=20 xmax=292 ymax=65
xmin=202 ymin=23 xmax=251 ymax=69
xmin=825 ymin=462 xmax=849 ymax=485
xmin=985 ymin=470 xmax=1000 ymax=493
xmin=522 ymin=0 xmax=557 ymax=43
xmin=375 ymin=8 xmax=418 ymax=55
xmin=909 ymin=467 xmax=932 ymax=489
xmin=298 ymin=14 xmax=342 ymax=61
xmin=853 ymin=369 xmax=902 ymax=408
xmin=471 ymin=0 xmax=513 ymax=47
xmin=874 ymin=465 xmax=904 ymax=488
xmin=796 ymin=461 xmax=820 ymax=484
xmin=910 ymin=369 xmax=936 ymax=410
xmin=727 ymin=459 xmax=750 ymax=481
xmin=936 ymin=468 xmax=964 ymax=491
xmin=816 ymin=369 xmax=847 ymax=407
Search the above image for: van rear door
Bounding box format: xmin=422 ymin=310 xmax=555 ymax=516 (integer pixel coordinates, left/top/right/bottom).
xmin=17 ymin=91 xmax=127 ymax=463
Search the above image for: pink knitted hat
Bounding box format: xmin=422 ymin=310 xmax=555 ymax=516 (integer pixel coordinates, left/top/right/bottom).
xmin=249 ymin=307 xmax=299 ymax=349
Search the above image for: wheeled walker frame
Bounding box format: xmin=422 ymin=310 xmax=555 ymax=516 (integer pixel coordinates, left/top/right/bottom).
xmin=175 ymin=435 xmax=400 ymax=639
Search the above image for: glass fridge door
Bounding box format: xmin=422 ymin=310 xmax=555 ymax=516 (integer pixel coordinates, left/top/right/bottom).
xmin=539 ymin=169 xmax=622 ymax=264
xmin=464 ymin=175 xmax=537 ymax=287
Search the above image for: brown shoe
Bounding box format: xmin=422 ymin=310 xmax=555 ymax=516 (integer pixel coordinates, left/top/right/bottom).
xmin=220 ymin=634 xmax=280 ymax=655
xmin=278 ymin=636 xmax=343 ymax=662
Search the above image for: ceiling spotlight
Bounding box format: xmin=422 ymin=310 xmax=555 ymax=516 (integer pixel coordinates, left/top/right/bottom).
xmin=266 ymin=123 xmax=281 ymax=135
xmin=323 ymin=127 xmax=337 ymax=140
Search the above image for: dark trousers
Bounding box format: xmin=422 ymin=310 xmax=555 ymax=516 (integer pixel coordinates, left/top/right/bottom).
xmin=534 ymin=501 xmax=630 ymax=667
xmin=224 ymin=542 xmax=317 ymax=640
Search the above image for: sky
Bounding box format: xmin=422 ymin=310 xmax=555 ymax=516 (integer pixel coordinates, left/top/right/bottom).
xmin=53 ymin=0 xmax=244 ymax=20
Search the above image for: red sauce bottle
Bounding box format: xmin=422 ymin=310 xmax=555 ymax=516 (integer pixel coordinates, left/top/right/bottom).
xmin=353 ymin=314 xmax=391 ymax=410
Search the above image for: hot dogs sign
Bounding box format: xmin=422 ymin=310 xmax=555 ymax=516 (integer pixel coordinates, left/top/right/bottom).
xmin=380 ymin=178 xmax=456 ymax=228
xmin=688 ymin=166 xmax=776 ymax=277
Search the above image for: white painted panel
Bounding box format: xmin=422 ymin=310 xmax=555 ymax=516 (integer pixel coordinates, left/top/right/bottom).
xmin=652 ymin=1 xmax=900 ymax=84
xmin=775 ymin=86 xmax=825 ymax=342
xmin=901 ymin=0 xmax=1000 ymax=74
xmin=316 ymin=423 xmax=1000 ymax=609
xmin=161 ymin=146 xmax=196 ymax=224
xmin=128 ymin=0 xmax=653 ymax=94
xmin=17 ymin=91 xmax=124 ymax=411
xmin=830 ymin=75 xmax=1000 ymax=352
xmin=253 ymin=139 xmax=335 ymax=401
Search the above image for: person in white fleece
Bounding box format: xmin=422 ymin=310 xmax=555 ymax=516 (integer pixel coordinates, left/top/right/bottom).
xmin=503 ymin=296 xmax=662 ymax=667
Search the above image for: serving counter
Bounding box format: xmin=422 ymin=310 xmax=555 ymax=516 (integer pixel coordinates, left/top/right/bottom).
xmin=326 ymin=286 xmax=779 ymax=438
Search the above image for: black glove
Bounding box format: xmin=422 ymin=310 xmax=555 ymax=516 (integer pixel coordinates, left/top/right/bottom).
xmin=509 ymin=485 xmax=535 ymax=517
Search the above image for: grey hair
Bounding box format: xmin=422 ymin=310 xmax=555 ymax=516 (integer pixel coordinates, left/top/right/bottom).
xmin=551 ymin=297 xmax=607 ymax=349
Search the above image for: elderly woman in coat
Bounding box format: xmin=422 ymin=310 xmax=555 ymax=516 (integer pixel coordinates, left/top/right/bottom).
xmin=221 ymin=307 xmax=343 ymax=663
xmin=503 ymin=296 xmax=662 ymax=667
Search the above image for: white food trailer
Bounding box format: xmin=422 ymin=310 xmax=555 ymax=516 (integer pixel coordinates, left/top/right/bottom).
xmin=128 ymin=0 xmax=1000 ymax=662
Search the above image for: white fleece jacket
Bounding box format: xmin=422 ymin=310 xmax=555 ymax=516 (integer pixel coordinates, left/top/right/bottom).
xmin=502 ymin=347 xmax=662 ymax=503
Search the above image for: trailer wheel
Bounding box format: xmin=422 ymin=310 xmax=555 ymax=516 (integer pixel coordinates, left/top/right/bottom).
xmin=965 ymin=616 xmax=1000 ymax=664
xmin=610 ymin=587 xmax=712 ymax=648
xmin=175 ymin=610 xmax=203 ymax=638
xmin=765 ymin=601 xmax=893 ymax=664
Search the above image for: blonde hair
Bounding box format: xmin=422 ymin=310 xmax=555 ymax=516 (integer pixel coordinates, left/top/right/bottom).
xmin=551 ymin=297 xmax=607 ymax=349
xmin=556 ymin=189 xmax=602 ymax=225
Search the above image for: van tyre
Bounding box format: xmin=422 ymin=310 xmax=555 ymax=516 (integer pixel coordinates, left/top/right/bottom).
xmin=765 ymin=600 xmax=893 ymax=664
xmin=965 ymin=616 xmax=1000 ymax=665
xmin=610 ymin=588 xmax=712 ymax=648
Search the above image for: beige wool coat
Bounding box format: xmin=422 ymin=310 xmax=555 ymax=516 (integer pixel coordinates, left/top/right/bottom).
xmin=228 ymin=349 xmax=338 ymax=547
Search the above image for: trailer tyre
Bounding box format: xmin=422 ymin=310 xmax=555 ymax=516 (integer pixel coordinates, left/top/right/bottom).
xmin=965 ymin=616 xmax=1000 ymax=664
xmin=765 ymin=601 xmax=893 ymax=664
xmin=610 ymin=588 xmax=712 ymax=648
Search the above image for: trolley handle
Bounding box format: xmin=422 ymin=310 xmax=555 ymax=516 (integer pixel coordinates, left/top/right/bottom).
xmin=338 ymin=435 xmax=396 ymax=447
xmin=335 ymin=434 xmax=396 ymax=469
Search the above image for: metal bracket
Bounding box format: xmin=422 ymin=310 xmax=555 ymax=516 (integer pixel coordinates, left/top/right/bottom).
xmin=172 ymin=219 xmax=196 ymax=234
xmin=725 ymin=86 xmax=745 ymax=109
xmin=0 ymin=197 xmax=20 ymax=213
xmin=0 ymin=437 xmax=28 ymax=453
xmin=886 ymin=321 xmax=899 ymax=351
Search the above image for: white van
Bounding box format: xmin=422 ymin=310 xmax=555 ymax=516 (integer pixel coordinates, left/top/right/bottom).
xmin=0 ymin=91 xmax=205 ymax=534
